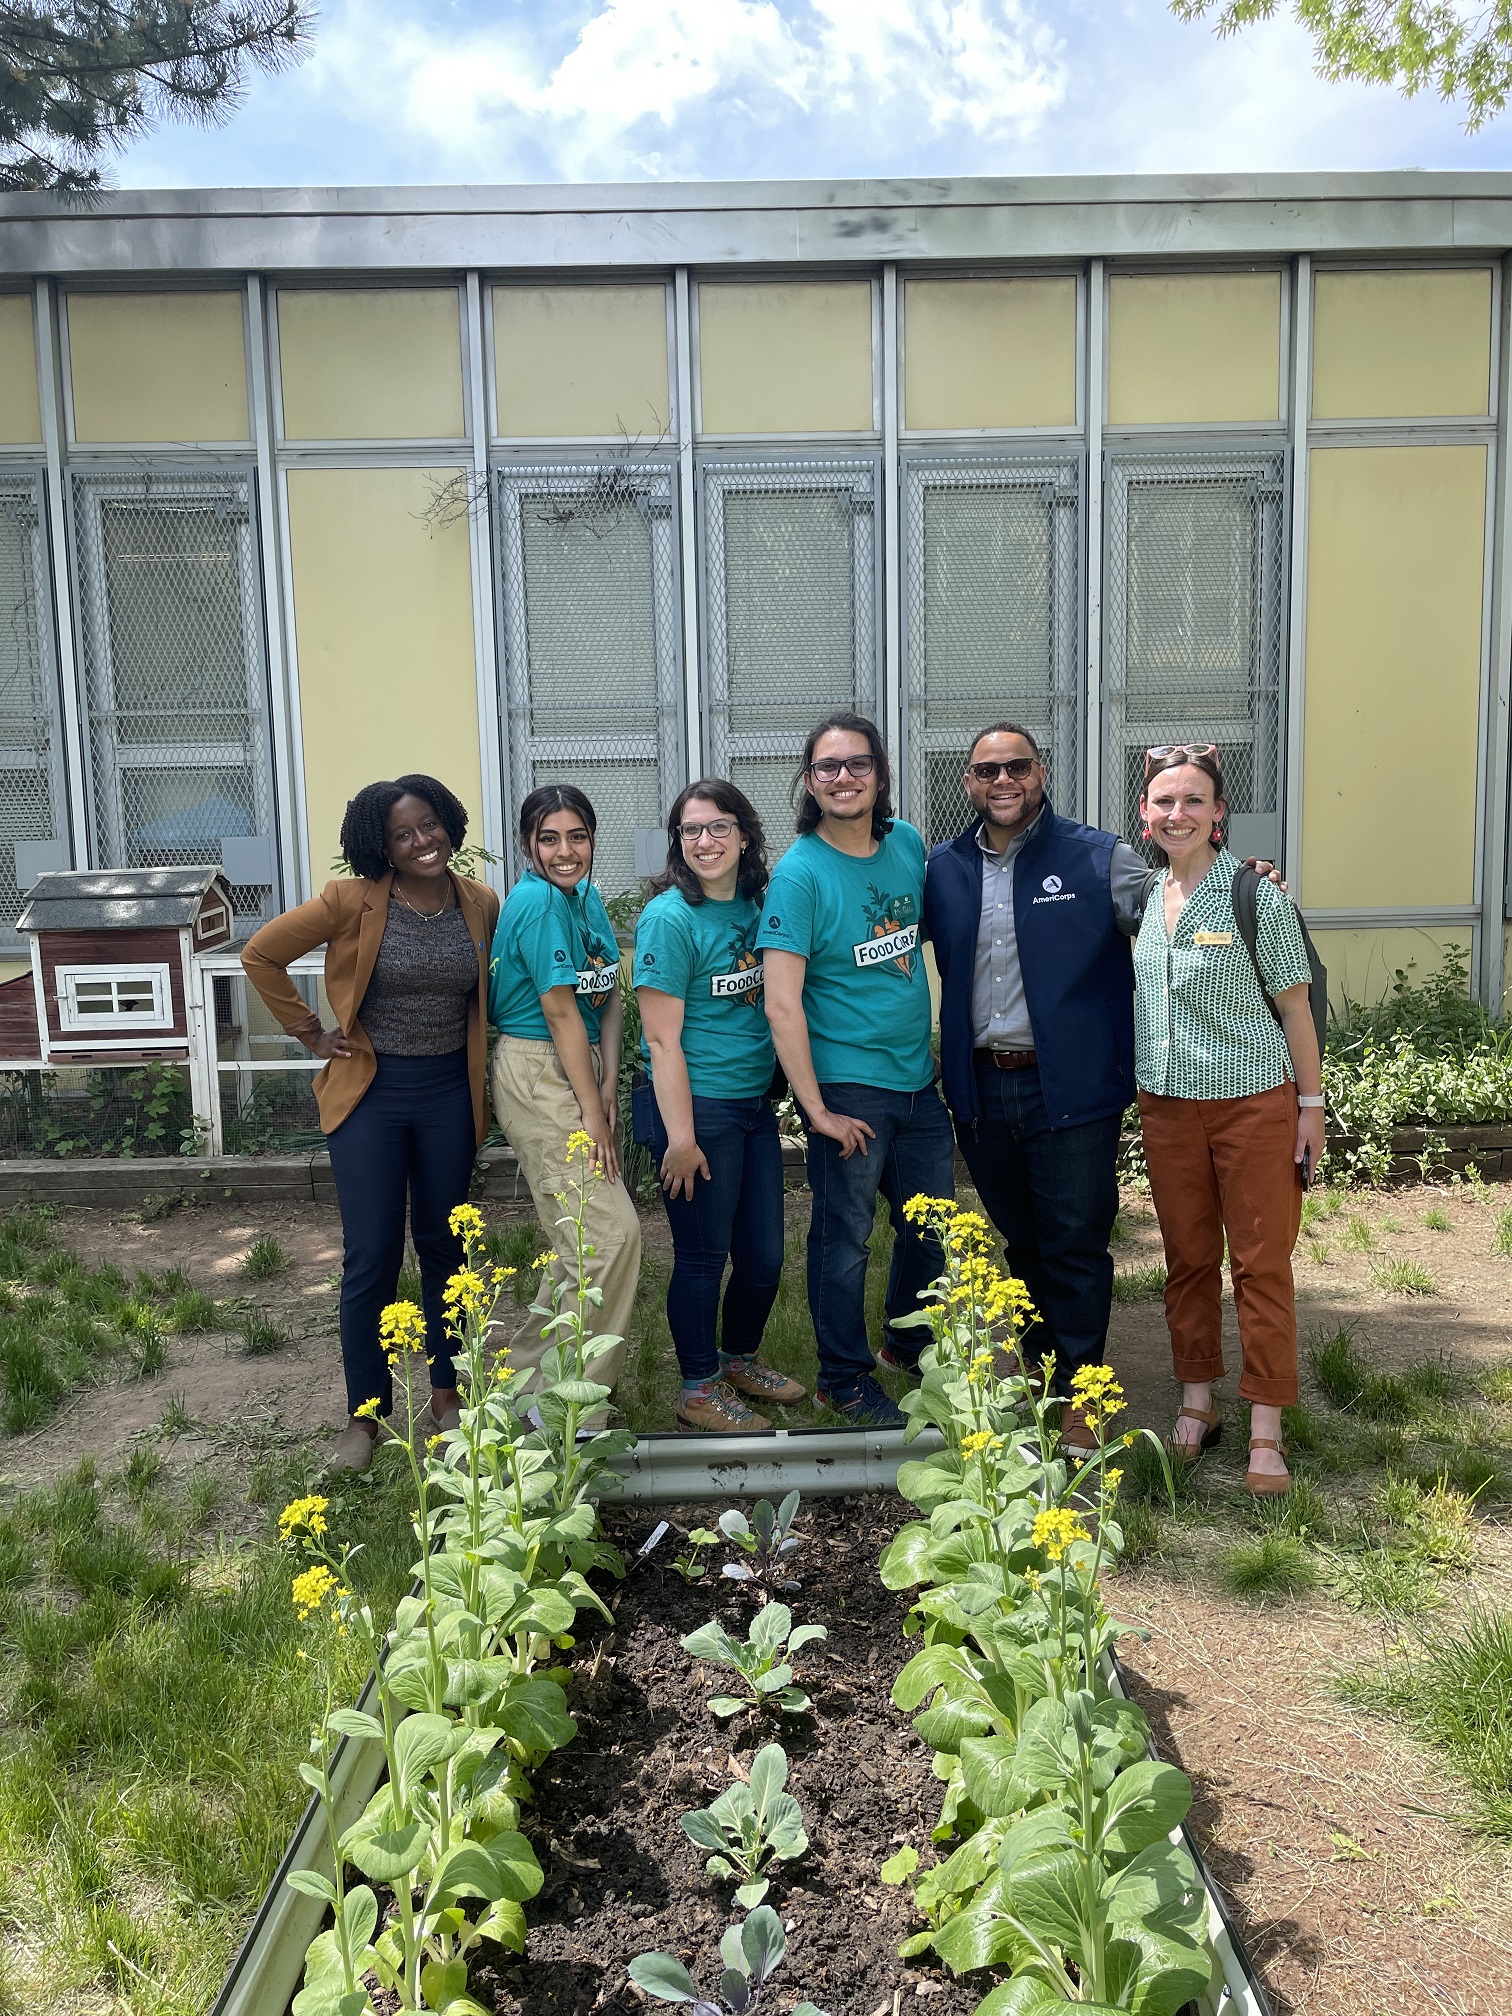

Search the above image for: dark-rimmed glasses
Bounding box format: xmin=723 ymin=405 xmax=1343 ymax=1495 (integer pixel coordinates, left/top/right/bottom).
xmin=808 ymin=753 xmax=875 ymax=782
xmin=968 ymin=758 xmax=1038 ymax=782
xmin=676 ymin=818 xmax=738 ymax=841
xmin=1145 ymin=743 xmax=1219 ymax=778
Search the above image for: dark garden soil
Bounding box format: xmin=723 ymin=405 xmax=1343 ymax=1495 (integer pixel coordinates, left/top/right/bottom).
xmin=472 ymin=1494 xmax=981 ymax=2016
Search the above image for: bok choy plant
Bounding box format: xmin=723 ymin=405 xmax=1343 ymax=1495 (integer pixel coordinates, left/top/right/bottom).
xmin=679 ymin=1741 xmax=808 ymax=1905
xmin=680 ymin=1602 xmax=827 ymax=1717
xmin=630 ymin=1904 xmax=828 ymax=2016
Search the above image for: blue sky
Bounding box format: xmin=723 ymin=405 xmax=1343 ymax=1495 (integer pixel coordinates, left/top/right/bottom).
xmin=117 ymin=0 xmax=1512 ymax=190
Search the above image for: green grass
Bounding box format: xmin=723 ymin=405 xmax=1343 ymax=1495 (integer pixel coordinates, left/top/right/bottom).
xmin=164 ymin=1290 xmax=217 ymax=1334
xmin=1343 ymin=1215 xmax=1374 ymax=1253
xmin=1309 ymin=1325 xmax=1371 ymax=1410
xmin=238 ymin=1313 xmax=291 ymax=1357
xmin=1110 ymin=1262 xmax=1167 ymax=1303
xmin=1218 ymin=1533 xmax=1318 ymax=1603
xmin=1340 ymin=1607 xmax=1512 ymax=1836
xmin=1370 ymin=1256 xmax=1438 ymax=1296
xmin=482 ymin=1219 xmax=550 ymax=1304
xmin=1422 ymin=1206 xmax=1452 ymax=1232
xmin=0 ymin=1455 xmax=415 ymax=2012
xmin=1477 ymin=1362 xmax=1512 ymax=1406
xmin=240 ymin=1236 xmax=288 ymax=1282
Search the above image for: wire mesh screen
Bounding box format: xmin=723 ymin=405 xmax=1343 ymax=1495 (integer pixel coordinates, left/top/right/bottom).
xmin=218 ymin=1067 xmax=323 ymax=1155
xmin=1104 ymin=452 xmax=1286 ymax=862
xmin=903 ymin=456 xmax=1081 ymax=848
xmin=71 ymin=470 xmax=276 ymax=921
xmin=0 ymin=1063 xmax=193 ymax=1158
xmin=496 ymin=462 xmax=682 ymax=895
xmin=701 ymin=459 xmax=880 ymax=859
xmin=0 ymin=473 xmax=66 ymax=946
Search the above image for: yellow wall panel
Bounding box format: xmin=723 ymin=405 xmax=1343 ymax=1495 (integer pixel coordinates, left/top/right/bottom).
xmin=1311 ymin=929 xmax=1463 ymax=1015
xmin=698 ymin=282 xmax=873 ymax=434
xmin=1302 ymin=445 xmax=1485 ymax=907
xmin=1107 ymin=272 xmax=1281 ymax=425
xmin=0 ymin=296 xmax=40 ymax=444
xmin=279 ymin=289 xmax=464 ymax=441
xmin=495 ymin=284 xmax=669 ymax=438
xmin=904 ymin=277 xmax=1076 ymax=430
xmin=1313 ymin=269 xmax=1491 ymax=419
xmin=287 ymin=468 xmax=482 ymax=877
xmin=0 ymin=959 xmax=29 ymax=987
xmin=68 ymin=291 xmax=247 ymax=443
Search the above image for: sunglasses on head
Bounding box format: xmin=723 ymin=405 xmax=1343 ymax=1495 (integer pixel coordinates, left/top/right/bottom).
xmin=968 ymin=758 xmax=1039 ymax=783
xmin=1144 ymin=743 xmax=1219 ymax=779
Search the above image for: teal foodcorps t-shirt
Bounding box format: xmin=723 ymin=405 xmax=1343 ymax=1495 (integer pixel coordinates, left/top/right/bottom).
xmin=488 ymin=871 xmax=620 ymax=1042
xmin=633 ymin=887 xmax=774 ymax=1100
xmin=756 ymin=821 xmax=933 ymax=1092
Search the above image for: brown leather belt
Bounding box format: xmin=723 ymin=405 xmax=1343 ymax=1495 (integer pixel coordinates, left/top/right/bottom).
xmin=974 ymin=1047 xmax=1038 ymax=1071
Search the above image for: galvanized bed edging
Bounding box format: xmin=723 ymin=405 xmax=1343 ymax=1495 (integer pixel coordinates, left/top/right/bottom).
xmin=208 ymin=1426 xmax=1270 ymax=2016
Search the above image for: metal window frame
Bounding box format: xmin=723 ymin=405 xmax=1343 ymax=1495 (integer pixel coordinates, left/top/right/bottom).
xmin=697 ymin=450 xmax=883 ymax=820
xmin=0 ymin=464 xmax=69 ymax=946
xmin=689 ymin=272 xmax=884 ymax=445
xmin=57 ymin=278 xmax=256 ymax=454
xmin=1099 ymin=261 xmax=1293 ymax=442
xmin=1307 ymin=255 xmax=1502 ymax=435
xmin=1102 ymin=439 xmax=1290 ymax=858
xmin=69 ymin=462 xmax=279 ymax=905
xmin=485 ymin=272 xmax=679 ymax=451
xmin=898 ymin=446 xmax=1084 ymax=840
xmin=268 ymin=276 xmax=472 ymax=454
xmin=492 ymin=453 xmax=685 ymax=888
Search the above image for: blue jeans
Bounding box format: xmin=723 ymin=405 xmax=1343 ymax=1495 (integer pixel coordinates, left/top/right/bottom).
xmin=325 ymin=1049 xmax=473 ymax=1418
xmin=956 ymin=1058 xmax=1121 ymax=1399
xmin=632 ymin=1080 xmax=785 ymax=1383
xmin=806 ymin=1080 xmax=955 ymax=1395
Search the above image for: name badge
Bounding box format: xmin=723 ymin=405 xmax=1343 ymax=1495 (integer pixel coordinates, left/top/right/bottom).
xmin=1193 ymin=930 xmax=1233 ymax=947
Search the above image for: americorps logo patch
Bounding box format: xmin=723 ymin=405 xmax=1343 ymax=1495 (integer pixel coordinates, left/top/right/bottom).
xmin=1042 ymin=875 xmax=1062 ymax=894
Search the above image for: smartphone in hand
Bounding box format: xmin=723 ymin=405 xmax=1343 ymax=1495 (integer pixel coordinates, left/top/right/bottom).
xmin=1299 ymin=1143 xmax=1313 ymax=1190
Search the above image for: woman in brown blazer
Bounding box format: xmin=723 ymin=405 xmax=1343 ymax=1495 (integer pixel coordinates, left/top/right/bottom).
xmin=242 ymin=774 xmax=500 ymax=1473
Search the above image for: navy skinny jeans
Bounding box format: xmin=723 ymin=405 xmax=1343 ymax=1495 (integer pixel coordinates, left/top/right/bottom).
xmin=806 ymin=1079 xmax=955 ymax=1397
xmin=325 ymin=1048 xmax=474 ymax=1418
xmin=956 ymin=1058 xmax=1121 ymax=1399
xmin=632 ymin=1080 xmax=785 ymax=1383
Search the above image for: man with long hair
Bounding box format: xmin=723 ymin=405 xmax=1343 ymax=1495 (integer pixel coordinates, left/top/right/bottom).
xmin=758 ymin=713 xmax=955 ymax=1427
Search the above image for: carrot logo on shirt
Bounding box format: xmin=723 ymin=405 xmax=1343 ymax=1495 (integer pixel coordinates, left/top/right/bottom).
xmin=854 ymin=887 xmax=919 ymax=979
xmin=576 ymin=944 xmax=618 ymax=1001
xmin=711 ymin=924 xmax=764 ymax=1010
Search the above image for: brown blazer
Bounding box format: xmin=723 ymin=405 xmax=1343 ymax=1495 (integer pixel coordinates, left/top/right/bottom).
xmin=241 ymin=871 xmax=501 ymax=1141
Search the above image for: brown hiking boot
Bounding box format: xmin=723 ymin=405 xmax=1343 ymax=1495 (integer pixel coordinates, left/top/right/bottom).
xmin=721 ymin=1356 xmax=806 ymax=1406
xmin=676 ymin=1380 xmax=772 ymax=1434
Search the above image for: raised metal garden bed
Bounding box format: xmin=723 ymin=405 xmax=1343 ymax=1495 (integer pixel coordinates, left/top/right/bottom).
xmin=210 ymin=1429 xmax=1270 ymax=2016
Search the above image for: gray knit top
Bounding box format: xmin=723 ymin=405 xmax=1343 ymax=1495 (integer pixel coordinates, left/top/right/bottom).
xmin=358 ymin=896 xmax=478 ymax=1056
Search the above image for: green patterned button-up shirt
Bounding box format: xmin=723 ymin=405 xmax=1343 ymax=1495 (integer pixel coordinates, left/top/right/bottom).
xmin=1134 ymin=848 xmax=1311 ymax=1101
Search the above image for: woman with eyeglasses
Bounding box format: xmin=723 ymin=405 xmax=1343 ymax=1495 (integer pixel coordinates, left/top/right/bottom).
xmin=632 ymin=780 xmax=804 ymax=1433
xmin=488 ymin=783 xmax=641 ymax=1406
xmin=1134 ymin=746 xmax=1324 ymax=1497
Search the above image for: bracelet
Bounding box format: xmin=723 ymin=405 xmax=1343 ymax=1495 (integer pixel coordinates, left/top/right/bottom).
xmin=1297 ymin=1095 xmax=1325 ymax=1109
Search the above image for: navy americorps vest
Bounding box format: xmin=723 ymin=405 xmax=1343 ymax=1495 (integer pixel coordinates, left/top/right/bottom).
xmin=924 ymin=804 xmax=1136 ymax=1131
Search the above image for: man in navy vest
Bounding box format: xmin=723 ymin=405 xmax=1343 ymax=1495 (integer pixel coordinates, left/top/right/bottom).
xmin=922 ymin=722 xmax=1154 ymax=1449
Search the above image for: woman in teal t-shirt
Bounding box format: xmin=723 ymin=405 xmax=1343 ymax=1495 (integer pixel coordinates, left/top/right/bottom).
xmin=488 ymin=783 xmax=641 ymax=1403
xmin=632 ymin=779 xmax=804 ymax=1435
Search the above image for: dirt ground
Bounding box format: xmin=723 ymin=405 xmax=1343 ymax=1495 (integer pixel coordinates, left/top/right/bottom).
xmin=4 ymin=1177 xmax=1512 ymax=2014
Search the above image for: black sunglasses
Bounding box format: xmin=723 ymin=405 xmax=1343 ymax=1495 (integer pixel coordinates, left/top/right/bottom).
xmin=968 ymin=758 xmax=1039 ymax=783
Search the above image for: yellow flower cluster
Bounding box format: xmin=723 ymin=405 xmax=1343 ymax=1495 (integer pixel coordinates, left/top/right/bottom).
xmin=379 ymin=1300 xmax=426 ymax=1366
xmin=291 ymin=1562 xmax=343 ymax=1620
xmin=960 ymin=1429 xmax=1005 ymax=1458
xmin=903 ymin=1193 xmax=952 ymax=1226
xmin=278 ymin=1494 xmax=329 ymax=1542
xmin=531 ymin=1251 xmax=555 ymax=1271
xmin=354 ymin=1396 xmax=382 ymax=1420
xmin=443 ymin=1267 xmax=492 ymax=1322
xmin=1032 ymin=1506 xmax=1090 ymax=1563
xmin=565 ymin=1129 xmax=595 ymax=1157
xmin=1069 ymin=1364 xmax=1127 ymax=1433
xmin=448 ymin=1202 xmax=485 ymax=1244
xmin=966 ymin=1349 xmax=994 ymax=1387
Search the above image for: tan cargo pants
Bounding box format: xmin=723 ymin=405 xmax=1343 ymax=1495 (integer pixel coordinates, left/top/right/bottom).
xmin=489 ymin=1035 xmax=640 ymax=1401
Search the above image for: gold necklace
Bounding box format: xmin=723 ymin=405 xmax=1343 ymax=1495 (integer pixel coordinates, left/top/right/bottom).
xmin=392 ymin=879 xmax=453 ymax=920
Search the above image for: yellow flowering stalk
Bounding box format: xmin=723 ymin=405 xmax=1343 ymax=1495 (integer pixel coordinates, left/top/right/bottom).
xmin=379 ymin=1298 xmax=426 ymax=1368
xmin=291 ymin=1562 xmax=344 ymax=1621
xmin=1032 ymin=1506 xmax=1091 ymax=1564
xmin=278 ymin=1493 xmax=329 ymax=1542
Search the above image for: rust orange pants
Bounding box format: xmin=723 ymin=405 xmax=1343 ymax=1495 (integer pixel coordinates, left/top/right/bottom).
xmin=1137 ymin=1081 xmax=1302 ymax=1407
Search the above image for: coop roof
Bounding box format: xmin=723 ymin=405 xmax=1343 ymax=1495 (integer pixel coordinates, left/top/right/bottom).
xmin=16 ymin=866 xmax=230 ymax=934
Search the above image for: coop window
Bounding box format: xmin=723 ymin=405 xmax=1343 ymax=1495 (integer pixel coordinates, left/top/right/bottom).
xmin=56 ymin=963 xmax=173 ymax=1032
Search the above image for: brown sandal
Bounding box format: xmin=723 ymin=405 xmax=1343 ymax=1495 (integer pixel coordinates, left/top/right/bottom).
xmin=1166 ymin=1401 xmax=1221 ymax=1466
xmin=1246 ymin=1436 xmax=1291 ymax=1497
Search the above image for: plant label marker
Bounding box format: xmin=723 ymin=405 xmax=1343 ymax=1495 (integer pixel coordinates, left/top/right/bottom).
xmin=639 ymin=1520 xmax=670 ymax=1556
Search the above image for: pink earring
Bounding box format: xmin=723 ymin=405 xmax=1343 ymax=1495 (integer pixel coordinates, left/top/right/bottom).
xmin=1141 ymin=826 xmax=1151 ymax=840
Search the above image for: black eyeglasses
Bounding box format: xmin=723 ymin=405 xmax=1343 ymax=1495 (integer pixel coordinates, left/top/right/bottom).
xmin=676 ymin=818 xmax=737 ymax=841
xmin=968 ymin=758 xmax=1039 ymax=783
xmin=808 ymin=754 xmax=875 ymax=782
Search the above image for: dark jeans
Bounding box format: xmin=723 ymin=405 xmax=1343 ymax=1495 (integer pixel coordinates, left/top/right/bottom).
xmin=806 ymin=1080 xmax=955 ymax=1396
xmin=325 ymin=1048 xmax=474 ymax=1418
xmin=632 ymin=1080 xmax=785 ymax=1382
xmin=956 ymin=1058 xmax=1121 ymax=1399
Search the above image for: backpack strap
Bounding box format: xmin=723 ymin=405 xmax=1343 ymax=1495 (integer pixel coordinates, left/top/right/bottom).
xmin=1230 ymin=865 xmax=1283 ymax=1030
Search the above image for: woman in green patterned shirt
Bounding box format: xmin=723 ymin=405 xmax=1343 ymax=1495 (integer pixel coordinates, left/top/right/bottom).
xmin=1133 ymin=749 xmax=1324 ymax=1497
